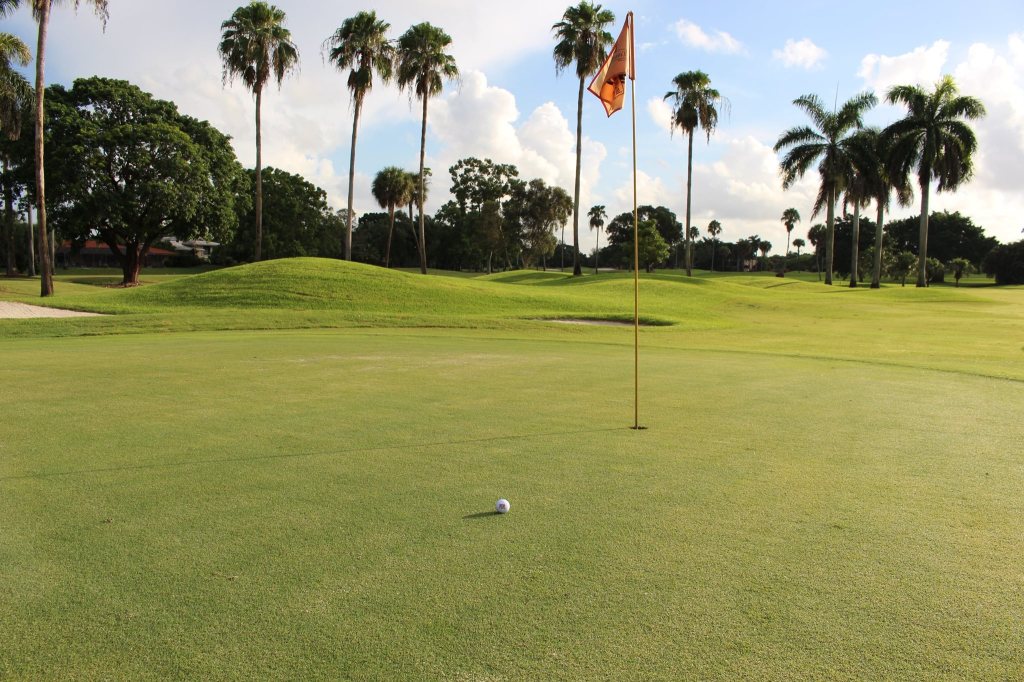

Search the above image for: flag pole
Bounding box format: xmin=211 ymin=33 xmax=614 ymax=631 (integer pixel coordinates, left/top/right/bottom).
xmin=629 ymin=12 xmax=643 ymax=431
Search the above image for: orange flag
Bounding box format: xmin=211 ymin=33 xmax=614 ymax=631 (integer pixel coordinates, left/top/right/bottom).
xmin=587 ymin=12 xmax=635 ymax=117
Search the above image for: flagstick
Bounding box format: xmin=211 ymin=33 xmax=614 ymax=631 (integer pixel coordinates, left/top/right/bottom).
xmin=630 ymin=15 xmax=643 ymax=431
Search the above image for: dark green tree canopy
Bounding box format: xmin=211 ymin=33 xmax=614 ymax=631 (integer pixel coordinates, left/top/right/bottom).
xmin=228 ymin=166 xmax=344 ymax=262
xmin=885 ymin=210 xmax=996 ymax=265
xmin=45 ymin=77 xmax=249 ymax=283
xmin=505 ymin=178 xmax=571 ymax=267
xmin=605 ymin=205 xmax=682 ymax=248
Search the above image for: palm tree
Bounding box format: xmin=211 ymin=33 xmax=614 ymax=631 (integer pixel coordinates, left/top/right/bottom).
xmin=219 ymin=1 xmax=299 ymax=263
xmin=325 ymin=11 xmax=394 ymax=262
xmin=807 ymin=224 xmax=826 ymax=280
xmin=842 ymin=128 xmax=887 ymax=288
xmin=22 ymin=0 xmax=109 ymax=296
xmin=396 ymin=22 xmax=458 ymax=275
xmin=864 ymin=132 xmax=912 ymax=289
xmin=371 ymin=166 xmax=412 ymax=268
xmin=758 ymin=239 xmax=772 ymax=270
xmin=774 ymin=92 xmax=876 ymax=285
xmin=883 ymin=76 xmax=985 ymax=287
xmin=0 ymin=31 xmax=31 ymax=276
xmin=588 ymin=204 xmax=605 ymax=275
xmin=0 ymin=33 xmax=32 ymax=277
xmin=792 ymin=238 xmax=806 ymax=256
xmin=405 ymin=168 xmax=428 ymax=259
xmin=707 ymin=219 xmax=722 ymax=271
xmin=552 ymin=2 xmax=614 ymax=277
xmin=781 ymin=208 xmax=800 ymax=256
xmin=665 ymin=71 xmax=727 ymax=277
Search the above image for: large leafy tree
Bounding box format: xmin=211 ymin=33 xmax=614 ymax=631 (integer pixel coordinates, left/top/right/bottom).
xmin=45 ymin=77 xmax=248 ymax=285
xmin=588 ymin=204 xmax=605 ymax=274
xmin=219 ymin=1 xmax=298 ymax=263
xmin=228 ymin=167 xmax=343 ymax=262
xmin=505 ymin=178 xmax=571 ymax=269
xmin=325 ymin=10 xmax=393 ymax=262
xmin=552 ymin=1 xmax=614 ymax=277
xmin=883 ymin=76 xmax=985 ymax=287
xmin=665 ymin=70 xmax=727 ymax=277
xmin=774 ymin=92 xmax=876 ymax=285
xmin=447 ymin=157 xmax=520 ymax=270
xmin=15 ymin=0 xmax=110 ymax=296
xmin=0 ymin=30 xmax=31 ymax=277
xmin=371 ymin=166 xmax=412 ymax=268
xmin=396 ymin=22 xmax=458 ymax=274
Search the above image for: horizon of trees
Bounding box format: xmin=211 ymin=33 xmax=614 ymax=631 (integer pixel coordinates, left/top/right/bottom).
xmin=0 ymin=3 xmax=1008 ymax=289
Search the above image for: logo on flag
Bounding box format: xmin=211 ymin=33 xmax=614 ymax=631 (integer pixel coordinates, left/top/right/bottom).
xmin=587 ymin=12 xmax=634 ymax=117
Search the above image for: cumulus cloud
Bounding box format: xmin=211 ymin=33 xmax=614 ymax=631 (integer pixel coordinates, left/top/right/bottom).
xmin=673 ymin=19 xmax=744 ymax=55
xmin=773 ymin=38 xmax=827 ymax=70
xmin=428 ymin=71 xmax=607 ymax=214
xmin=856 ymin=36 xmax=1024 ymax=242
xmin=615 ymin=170 xmax=675 ymax=209
xmin=647 ymin=98 xmax=675 ymax=134
xmin=858 ymin=40 xmax=950 ymax=94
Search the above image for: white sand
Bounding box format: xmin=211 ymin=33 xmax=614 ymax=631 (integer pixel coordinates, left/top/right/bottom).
xmin=0 ymin=301 xmax=102 ymax=319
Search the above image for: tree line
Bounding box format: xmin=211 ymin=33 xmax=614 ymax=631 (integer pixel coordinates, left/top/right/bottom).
xmin=2 ymin=1 xmax=1016 ymax=291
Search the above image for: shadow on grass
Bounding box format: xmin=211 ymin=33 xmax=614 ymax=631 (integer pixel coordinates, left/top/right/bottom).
xmin=463 ymin=511 xmax=501 ymax=520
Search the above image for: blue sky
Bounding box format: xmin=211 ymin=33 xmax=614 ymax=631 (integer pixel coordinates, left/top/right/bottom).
xmin=5 ymin=1 xmax=1023 ymax=251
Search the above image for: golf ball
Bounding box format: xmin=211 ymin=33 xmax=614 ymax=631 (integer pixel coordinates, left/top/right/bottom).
xmin=495 ymin=498 xmax=510 ymax=514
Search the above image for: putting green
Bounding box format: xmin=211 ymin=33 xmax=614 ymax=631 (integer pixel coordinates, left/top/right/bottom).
xmin=2 ymin=321 xmax=1022 ymax=679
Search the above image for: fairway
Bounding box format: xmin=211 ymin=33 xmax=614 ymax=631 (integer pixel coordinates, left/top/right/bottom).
xmin=2 ymin=262 xmax=1023 ymax=679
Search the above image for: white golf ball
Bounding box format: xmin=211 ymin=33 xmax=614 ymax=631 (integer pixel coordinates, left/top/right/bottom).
xmin=495 ymin=498 xmax=511 ymax=514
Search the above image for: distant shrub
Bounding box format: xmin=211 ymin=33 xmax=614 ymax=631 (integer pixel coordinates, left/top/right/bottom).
xmin=926 ymin=258 xmax=945 ymax=284
xmin=166 ymin=253 xmax=205 ymax=268
xmin=983 ymin=241 xmax=1024 ymax=285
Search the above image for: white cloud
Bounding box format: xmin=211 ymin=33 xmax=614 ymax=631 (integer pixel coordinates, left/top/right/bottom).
xmin=673 ymin=19 xmax=744 ymax=55
xmin=428 ymin=71 xmax=607 ymax=215
xmin=1010 ymin=33 xmax=1024 ymax=68
xmin=773 ymin=38 xmax=827 ymax=70
xmin=647 ymin=98 xmax=674 ymax=134
xmin=858 ymin=40 xmax=950 ymax=95
xmin=855 ymin=36 xmax=1024 ymax=243
xmin=615 ymin=170 xmax=675 ymax=209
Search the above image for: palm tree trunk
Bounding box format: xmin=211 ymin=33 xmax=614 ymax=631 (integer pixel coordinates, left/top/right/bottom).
xmin=849 ymin=200 xmax=861 ymax=287
xmin=34 ymin=2 xmax=53 ymax=296
xmin=4 ymin=157 xmax=14 ymax=277
xmin=824 ymin=187 xmax=835 ymax=285
xmin=871 ymin=200 xmax=884 ymax=288
xmin=560 ymin=224 xmax=564 ymax=271
xmin=710 ymin=239 xmax=715 ymax=272
xmin=571 ymin=76 xmax=584 ymax=277
xmin=27 ymin=204 xmax=35 ymax=277
xmin=916 ymin=181 xmax=930 ymax=287
xmin=684 ymin=130 xmax=694 ymax=276
xmin=417 ymin=94 xmax=428 ymax=274
xmin=384 ymin=204 xmax=395 ymax=267
xmin=345 ymin=95 xmax=361 ymax=261
xmin=254 ymin=86 xmax=263 ymax=262
xmin=594 ymin=229 xmax=599 ymax=275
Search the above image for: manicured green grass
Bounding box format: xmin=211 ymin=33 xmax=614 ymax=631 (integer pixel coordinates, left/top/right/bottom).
xmin=1 ymin=259 xmax=1022 ymax=679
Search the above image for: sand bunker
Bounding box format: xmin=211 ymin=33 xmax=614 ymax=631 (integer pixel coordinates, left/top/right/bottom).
xmin=0 ymin=301 xmax=102 ymax=319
